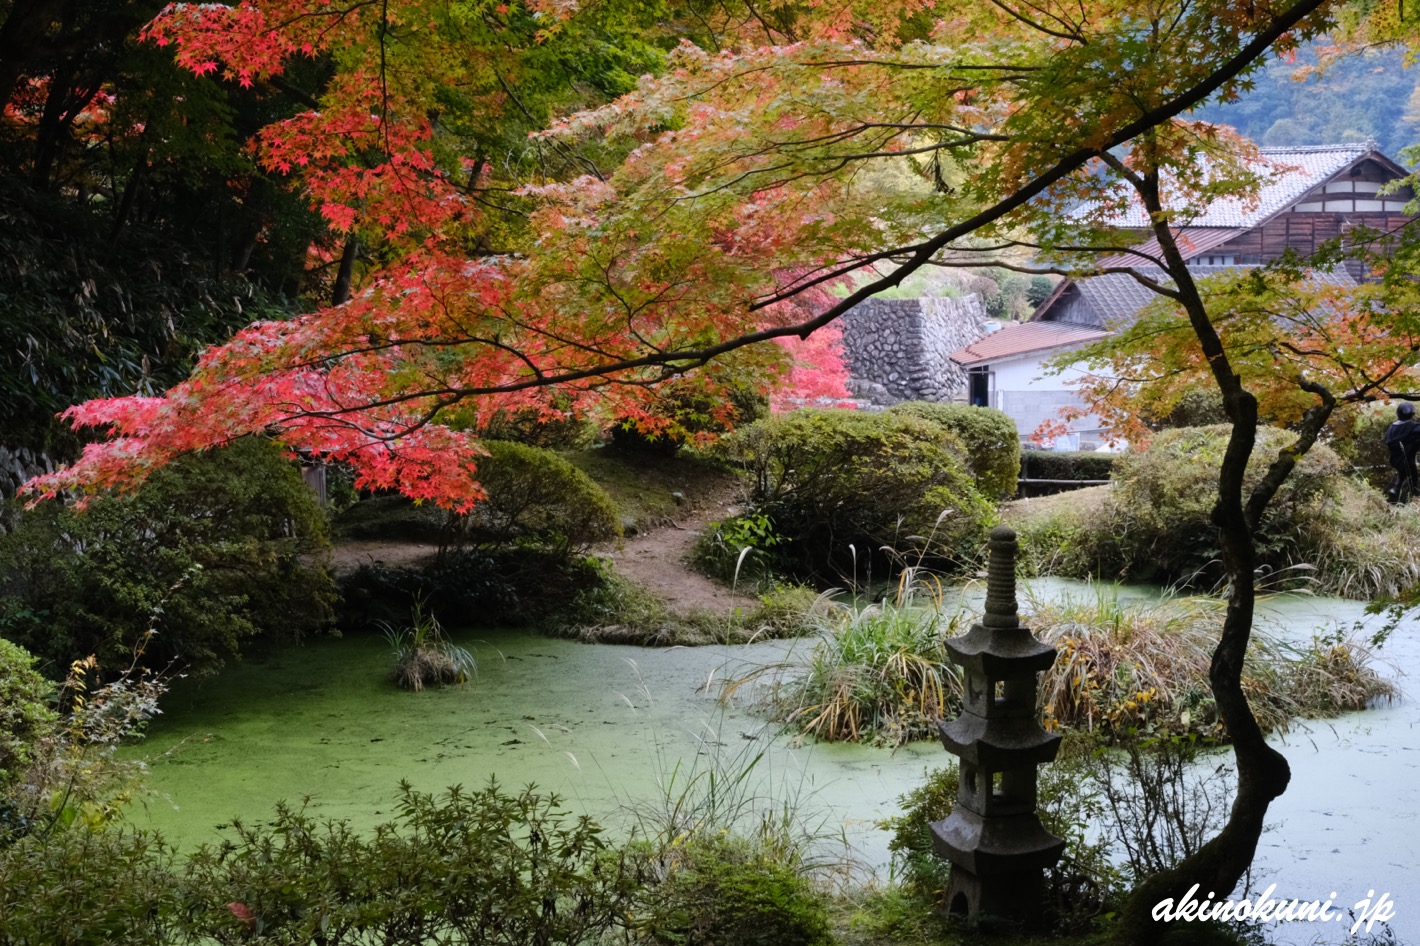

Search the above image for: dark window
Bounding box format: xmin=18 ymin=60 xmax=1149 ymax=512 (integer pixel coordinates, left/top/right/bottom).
xmin=969 ymin=367 xmax=990 ymax=407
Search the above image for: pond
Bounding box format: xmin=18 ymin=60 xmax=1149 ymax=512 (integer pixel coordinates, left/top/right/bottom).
xmin=122 ymin=580 xmax=1417 ymax=945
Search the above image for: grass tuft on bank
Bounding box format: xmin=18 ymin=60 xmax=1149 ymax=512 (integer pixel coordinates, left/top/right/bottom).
xmin=1005 ymin=426 xmax=1420 ymax=601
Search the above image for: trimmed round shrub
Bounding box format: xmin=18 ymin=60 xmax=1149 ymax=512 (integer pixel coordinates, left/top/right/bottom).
xmin=887 ymin=401 xmax=1020 ymax=499
xmin=629 ymin=836 xmax=833 ymax=946
xmin=0 ymin=640 xmax=54 ymax=795
xmin=1100 ymin=425 xmax=1345 ymax=585
xmin=462 ymin=441 xmax=620 ymax=552
xmin=0 ymin=438 xmax=334 ymax=676
xmin=715 ymin=409 xmax=994 ymax=580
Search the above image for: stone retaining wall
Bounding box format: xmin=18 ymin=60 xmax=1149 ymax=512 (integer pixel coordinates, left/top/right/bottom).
xmin=0 ymin=444 xmax=54 ymax=500
xmin=840 ymin=294 xmax=987 ymax=405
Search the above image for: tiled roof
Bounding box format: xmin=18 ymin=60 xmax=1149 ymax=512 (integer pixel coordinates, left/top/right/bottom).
xmin=1094 ymin=144 xmax=1393 ymax=230
xmin=1072 ymin=272 xmax=1160 ymax=325
xmin=1094 ymin=227 xmax=1240 ymax=268
xmin=1038 ymin=264 xmax=1357 ymax=330
xmin=950 ymin=321 xmax=1110 ymax=366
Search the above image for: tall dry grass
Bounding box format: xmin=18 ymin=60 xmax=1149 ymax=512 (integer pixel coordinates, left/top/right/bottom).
xmin=1006 ymin=439 xmax=1420 ymax=602
xmin=726 ymin=574 xmax=1396 ymax=747
xmin=1299 ymin=478 xmax=1420 ymax=599
xmin=1027 ymin=586 xmax=1395 ymax=741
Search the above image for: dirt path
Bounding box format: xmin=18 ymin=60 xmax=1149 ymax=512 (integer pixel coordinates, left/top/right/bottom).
xmin=328 ymin=496 xmax=758 ymax=618
xmin=600 ymin=512 xmax=759 ymax=617
xmin=329 ymin=538 xmax=441 ymax=574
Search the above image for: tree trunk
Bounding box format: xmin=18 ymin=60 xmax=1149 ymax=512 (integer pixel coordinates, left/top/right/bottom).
xmin=332 ymin=235 xmax=359 ymax=306
xmin=1112 ymin=404 xmax=1292 ymax=943
xmin=109 ymin=159 xmax=148 ymax=244
xmin=1110 ymin=158 xmax=1298 ymax=944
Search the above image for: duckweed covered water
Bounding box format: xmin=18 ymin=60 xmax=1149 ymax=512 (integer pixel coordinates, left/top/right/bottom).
xmin=124 ymin=626 xmax=942 ymax=869
xmin=123 ymin=582 xmax=1420 ymax=944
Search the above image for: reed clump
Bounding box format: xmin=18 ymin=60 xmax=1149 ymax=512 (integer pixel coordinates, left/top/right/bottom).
xmin=1007 ymin=425 xmax=1420 ymax=602
xmin=1028 ymin=587 xmax=1394 ymax=741
xmin=724 ymin=574 xmax=966 ymax=747
xmin=381 ymin=602 xmax=476 ymax=691
xmin=732 ymin=580 xmax=1395 ymax=747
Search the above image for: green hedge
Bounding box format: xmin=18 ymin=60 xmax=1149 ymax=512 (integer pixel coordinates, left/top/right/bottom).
xmin=886 ymin=402 xmax=1020 ymax=499
xmin=715 ymin=409 xmax=993 ymax=580
xmin=1020 ymin=449 xmax=1117 ymax=483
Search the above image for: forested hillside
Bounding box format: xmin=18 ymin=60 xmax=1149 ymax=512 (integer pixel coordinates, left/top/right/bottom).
xmin=1196 ymin=44 xmax=1417 ymax=161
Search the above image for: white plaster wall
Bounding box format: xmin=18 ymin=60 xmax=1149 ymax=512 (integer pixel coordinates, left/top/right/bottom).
xmin=984 ymin=351 xmax=1111 ymax=447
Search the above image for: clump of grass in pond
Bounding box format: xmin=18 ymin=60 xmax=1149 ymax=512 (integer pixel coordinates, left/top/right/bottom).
xmin=381 ymin=602 xmax=475 ymax=691
xmin=1027 ymin=585 xmax=1395 ymax=741
xmin=726 ymin=573 xmax=967 ymax=747
xmin=1276 ymin=628 xmax=1396 ymax=717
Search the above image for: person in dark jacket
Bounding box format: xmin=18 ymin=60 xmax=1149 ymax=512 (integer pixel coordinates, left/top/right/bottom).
xmin=1384 ymin=401 xmax=1420 ymax=503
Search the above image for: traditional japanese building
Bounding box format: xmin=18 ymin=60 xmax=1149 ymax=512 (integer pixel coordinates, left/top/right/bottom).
xmin=951 ymin=142 xmax=1413 ymax=447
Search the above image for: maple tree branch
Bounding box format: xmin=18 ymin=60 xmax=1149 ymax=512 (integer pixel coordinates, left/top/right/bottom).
xmin=378 ymin=0 xmax=390 ymax=148
xmin=744 ymin=0 xmax=1331 ymax=317
xmin=800 ymin=59 xmax=1042 ymax=72
xmin=1244 ymin=374 xmax=1336 ymax=526
xmin=496 ymin=72 xmax=605 ymax=182
xmin=823 ymin=138 xmax=1007 ymax=161
xmin=881 ymin=250 xmax=1173 ymax=283
xmin=271 ymin=0 xmax=382 ymax=37
xmin=966 ymin=234 xmax=1169 ymax=265
xmin=985 ymin=0 xmax=1086 ymax=43
xmin=267 ymin=75 xmax=321 ymax=110
xmin=741 ymin=0 xmax=793 ymax=43
xmin=909 ymin=237 xmax=1170 ymax=269
xmin=761 ymin=121 xmax=1000 ymax=152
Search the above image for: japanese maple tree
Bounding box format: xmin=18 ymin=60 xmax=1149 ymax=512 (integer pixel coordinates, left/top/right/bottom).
xmin=27 ymin=0 xmax=1418 ymax=939
xmin=1031 ymin=129 xmax=1420 ymax=936
xmin=30 ymin=0 xmax=1340 ymax=509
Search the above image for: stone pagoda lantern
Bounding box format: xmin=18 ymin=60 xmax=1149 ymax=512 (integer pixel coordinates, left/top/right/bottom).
xmin=931 ymin=525 xmax=1064 ymax=924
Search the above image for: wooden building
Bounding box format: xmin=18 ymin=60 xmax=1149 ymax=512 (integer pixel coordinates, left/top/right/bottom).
xmin=1034 ymin=143 xmax=1413 ymax=328
xmin=949 ymin=143 xmax=1413 ymax=446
